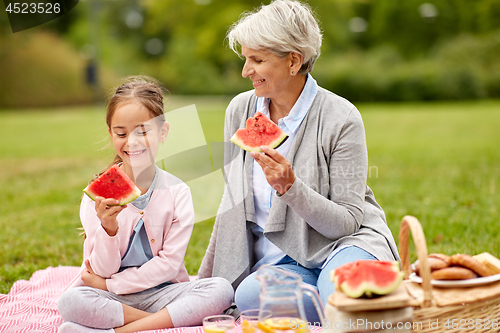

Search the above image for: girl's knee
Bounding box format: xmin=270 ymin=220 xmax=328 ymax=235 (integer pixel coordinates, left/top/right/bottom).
xmin=57 ymin=287 xmax=103 ymax=322
xmin=210 ymin=277 xmax=234 ymax=307
xmin=57 ymin=287 xmax=124 ymax=328
xmin=57 ymin=287 xmax=88 ymax=321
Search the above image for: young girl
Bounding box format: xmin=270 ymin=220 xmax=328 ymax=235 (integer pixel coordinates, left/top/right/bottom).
xmin=57 ymin=76 xmax=234 ymax=333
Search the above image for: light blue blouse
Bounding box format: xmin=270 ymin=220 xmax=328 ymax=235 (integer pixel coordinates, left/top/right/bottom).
xmin=251 ymin=74 xmax=318 ymax=271
xmin=119 ymin=168 xmax=158 ymax=271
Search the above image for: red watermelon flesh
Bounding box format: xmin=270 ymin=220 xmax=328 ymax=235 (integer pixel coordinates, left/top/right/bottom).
xmin=83 ymin=165 xmax=141 ymax=206
xmin=335 ymin=260 xmax=403 ymax=298
xmin=332 ymin=261 xmax=399 ymax=285
xmin=331 ymin=262 xmax=356 ymax=289
xmin=230 ymin=112 xmax=288 ymax=152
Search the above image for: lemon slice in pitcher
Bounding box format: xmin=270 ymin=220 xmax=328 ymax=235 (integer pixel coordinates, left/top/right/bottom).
xmin=260 ymin=318 xmax=309 ymax=333
xmin=257 ymin=321 xmax=275 ymax=333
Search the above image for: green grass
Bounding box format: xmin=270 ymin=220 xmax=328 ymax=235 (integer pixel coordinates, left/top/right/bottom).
xmin=362 ymin=100 xmax=500 ymax=256
xmin=1 ymin=97 xmax=499 ymax=294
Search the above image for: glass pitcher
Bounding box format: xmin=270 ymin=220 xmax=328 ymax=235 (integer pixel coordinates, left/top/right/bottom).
xmin=256 ymin=265 xmax=325 ymax=332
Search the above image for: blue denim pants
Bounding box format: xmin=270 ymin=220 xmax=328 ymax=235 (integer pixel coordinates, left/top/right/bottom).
xmin=234 ymin=246 xmax=376 ymax=324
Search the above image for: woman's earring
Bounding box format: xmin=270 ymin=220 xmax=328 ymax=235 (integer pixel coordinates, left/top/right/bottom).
xmin=291 ymin=71 xmax=295 ymax=75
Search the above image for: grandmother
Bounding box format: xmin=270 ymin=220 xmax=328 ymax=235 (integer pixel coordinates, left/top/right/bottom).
xmin=198 ymin=0 xmax=399 ymax=321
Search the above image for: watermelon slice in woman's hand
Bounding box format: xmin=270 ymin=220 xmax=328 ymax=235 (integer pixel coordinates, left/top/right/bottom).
xmin=83 ymin=165 xmax=141 ymax=206
xmin=230 ymin=112 xmax=288 ymax=152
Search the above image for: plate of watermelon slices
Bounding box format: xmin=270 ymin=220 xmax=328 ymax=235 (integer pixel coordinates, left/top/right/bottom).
xmin=409 ymin=272 xmax=500 ymax=288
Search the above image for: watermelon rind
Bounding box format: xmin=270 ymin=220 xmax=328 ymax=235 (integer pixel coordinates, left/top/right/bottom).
xmin=341 ymin=271 xmax=404 ymax=298
xmin=230 ymin=131 xmax=288 ymax=152
xmin=83 ymin=166 xmax=141 ymax=206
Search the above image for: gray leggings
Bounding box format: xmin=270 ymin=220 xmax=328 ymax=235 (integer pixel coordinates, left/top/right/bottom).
xmin=57 ymin=277 xmax=234 ymax=329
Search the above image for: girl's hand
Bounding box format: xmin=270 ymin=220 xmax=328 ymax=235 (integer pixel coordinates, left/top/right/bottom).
xmin=95 ymin=196 xmax=126 ymax=236
xmin=251 ymin=146 xmax=296 ymax=195
xmin=82 ymin=259 xmax=108 ymax=291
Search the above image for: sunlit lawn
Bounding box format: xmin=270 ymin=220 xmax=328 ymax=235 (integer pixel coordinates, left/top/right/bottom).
xmin=1 ymin=97 xmax=499 ymax=294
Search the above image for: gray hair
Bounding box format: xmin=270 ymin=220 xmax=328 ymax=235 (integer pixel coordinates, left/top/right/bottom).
xmin=227 ymin=0 xmax=322 ymax=74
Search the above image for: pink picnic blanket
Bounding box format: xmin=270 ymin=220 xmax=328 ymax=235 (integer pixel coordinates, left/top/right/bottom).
xmin=0 ymin=266 xmax=205 ymax=333
xmin=0 ymin=266 xmax=322 ymax=333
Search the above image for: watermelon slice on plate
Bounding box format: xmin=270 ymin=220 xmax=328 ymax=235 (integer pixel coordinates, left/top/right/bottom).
xmin=230 ymin=112 xmax=288 ymax=152
xmin=83 ymin=165 xmax=141 ymax=206
xmin=332 ymin=260 xmax=403 ymax=298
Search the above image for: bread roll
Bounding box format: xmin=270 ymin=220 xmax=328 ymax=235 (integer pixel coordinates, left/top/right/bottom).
xmin=428 ymin=253 xmax=451 ymax=264
xmin=449 ymin=254 xmax=491 ymax=277
xmin=431 ymin=267 xmax=477 ymax=280
xmin=473 ymin=252 xmax=500 ymax=275
xmin=414 ymin=257 xmax=449 ymax=275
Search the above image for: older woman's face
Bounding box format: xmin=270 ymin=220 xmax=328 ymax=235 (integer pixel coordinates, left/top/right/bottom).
xmin=241 ymin=46 xmax=293 ymax=100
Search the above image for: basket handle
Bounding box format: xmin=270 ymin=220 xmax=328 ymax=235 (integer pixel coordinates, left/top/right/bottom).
xmin=399 ymin=215 xmax=433 ymax=307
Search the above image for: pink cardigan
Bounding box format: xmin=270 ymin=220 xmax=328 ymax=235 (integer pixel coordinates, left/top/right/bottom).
xmin=65 ymin=169 xmax=194 ymax=295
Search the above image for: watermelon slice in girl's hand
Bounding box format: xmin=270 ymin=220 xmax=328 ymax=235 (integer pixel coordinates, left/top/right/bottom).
xmin=230 ymin=112 xmax=288 ymax=152
xmin=83 ymin=165 xmax=141 ymax=206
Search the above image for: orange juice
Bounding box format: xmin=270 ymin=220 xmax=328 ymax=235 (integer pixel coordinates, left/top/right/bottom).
xmin=242 ymin=319 xmax=256 ymax=333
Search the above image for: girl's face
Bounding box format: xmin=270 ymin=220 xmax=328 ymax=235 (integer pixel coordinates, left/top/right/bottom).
xmin=109 ymin=101 xmax=168 ymax=172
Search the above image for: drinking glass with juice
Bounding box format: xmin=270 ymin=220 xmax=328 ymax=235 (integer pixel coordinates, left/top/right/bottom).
xmin=203 ymin=315 xmax=235 ymax=333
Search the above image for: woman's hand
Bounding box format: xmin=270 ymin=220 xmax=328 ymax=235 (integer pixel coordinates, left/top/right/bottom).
xmin=251 ymin=146 xmax=296 ymax=195
xmin=95 ymin=196 xmax=126 ymax=236
xmin=82 ymin=259 xmax=108 ymax=291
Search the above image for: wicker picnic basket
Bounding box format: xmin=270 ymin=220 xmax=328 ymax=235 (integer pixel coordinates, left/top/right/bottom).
xmin=399 ymin=215 xmax=500 ymax=333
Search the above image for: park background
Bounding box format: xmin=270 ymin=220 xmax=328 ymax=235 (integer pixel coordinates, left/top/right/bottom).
xmin=0 ymin=0 xmax=499 ymax=294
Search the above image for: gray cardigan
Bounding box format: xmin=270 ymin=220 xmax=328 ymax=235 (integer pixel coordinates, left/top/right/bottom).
xmin=198 ymin=87 xmax=399 ymax=288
